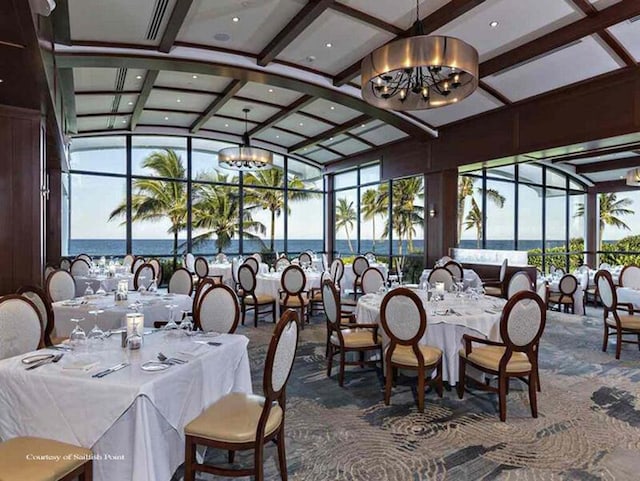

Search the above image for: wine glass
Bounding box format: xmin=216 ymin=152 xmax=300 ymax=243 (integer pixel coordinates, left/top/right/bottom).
xmin=147 ymin=277 xmax=158 ymax=293
xmin=96 ymin=281 xmax=107 ymax=296
xmin=180 ymin=310 xmax=194 ymax=334
xmin=84 ymin=282 xmax=94 ymax=297
xmin=164 ymin=304 xmax=179 ymax=330
xmin=87 ymin=309 xmax=105 ymax=341
xmin=137 ymin=276 xmax=147 ymax=293
xmin=69 ymin=317 xmax=87 ymax=347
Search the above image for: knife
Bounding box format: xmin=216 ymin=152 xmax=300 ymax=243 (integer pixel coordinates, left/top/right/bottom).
xmin=92 ymin=362 xmax=130 ymax=378
xmin=26 ymin=354 xmax=63 ymax=370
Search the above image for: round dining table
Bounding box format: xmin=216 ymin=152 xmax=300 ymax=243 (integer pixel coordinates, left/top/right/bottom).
xmin=255 ymin=270 xmax=323 ymax=317
xmin=342 ymin=262 xmax=388 ymax=295
xmin=355 ymin=290 xmax=505 ymax=385
xmin=420 ymin=268 xmax=482 ymax=289
xmin=73 ymin=274 xmax=135 ymax=297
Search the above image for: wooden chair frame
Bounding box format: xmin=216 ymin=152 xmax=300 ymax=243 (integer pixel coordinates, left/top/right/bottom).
xmin=443 ymin=260 xmax=464 ymax=281
xmin=168 ymin=267 xmax=194 ymax=296
xmin=194 ymin=283 xmax=240 ymax=334
xmin=45 ymin=269 xmax=76 ymax=303
xmin=279 ymin=265 xmax=310 ymax=328
xmin=0 ymin=294 xmax=45 ymax=352
xmin=483 ymin=258 xmax=508 ymax=297
xmin=70 ymin=258 xmax=91 ymax=277
xmin=239 ymin=264 xmax=275 ymax=327
xmin=380 ymin=288 xmax=443 ymax=412
xmin=243 ymin=256 xmax=260 ymax=275
xmin=131 ymin=255 xmax=146 ymax=273
xmin=184 ymin=310 xmax=299 ymax=481
xmin=133 ymin=262 xmax=156 ymax=291
xmin=457 ymin=290 xmax=545 ymax=421
xmin=17 ymin=285 xmax=56 ymax=347
xmin=360 ymin=267 xmax=385 ymax=295
xmin=548 ymin=273 xmax=578 ymax=314
xmin=350 ymin=255 xmax=370 ymax=299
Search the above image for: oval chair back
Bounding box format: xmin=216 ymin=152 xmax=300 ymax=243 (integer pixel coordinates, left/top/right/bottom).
xmin=76 ymin=253 xmax=92 ymax=264
xmin=17 ymin=285 xmax=55 ymax=347
xmin=123 ymin=254 xmax=135 ymax=268
xmin=134 ymin=263 xmax=155 ymax=290
xmin=70 ymin=258 xmax=90 ymax=277
xmin=427 ymin=268 xmax=454 ymax=291
xmin=280 ymin=265 xmax=306 ymax=306
xmin=298 ymin=252 xmax=312 ymax=266
xmin=361 ymin=267 xmax=385 ymax=294
xmin=322 ymin=279 xmax=342 ymax=332
xmin=329 ymin=259 xmax=344 ymax=288
xmin=194 ymin=278 xmax=217 ymax=312
xmin=536 ymin=280 xmax=548 ymax=305
xmin=443 ymin=260 xmax=463 ymax=281
xmin=507 ymin=271 xmax=533 ymax=299
xmin=195 ymin=284 xmax=239 ymax=334
xmin=599 ymin=262 xmax=611 ymax=270
xmin=243 ymin=256 xmax=259 ymax=275
xmin=352 ymin=255 xmax=369 ymax=277
xmin=499 ymin=258 xmax=508 ymax=282
xmin=184 ymin=253 xmax=196 ymax=273
xmin=44 ymin=265 xmax=56 ymax=281
xmin=46 ymin=269 xmax=76 ymax=302
xmin=238 ymin=264 xmax=258 ymax=297
xmin=500 ymin=290 xmax=546 ymax=353
xmin=194 ymin=256 xmax=210 ymax=280
xmin=558 ymin=274 xmax=578 ymax=298
xmin=620 ymin=265 xmax=640 ymax=289
xmin=149 ymin=259 xmax=163 ymax=286
xmin=131 ymin=256 xmax=145 ymax=274
xmin=59 ymin=258 xmax=71 ymax=271
xmin=380 ymin=288 xmax=426 ymax=357
xmin=168 ymin=267 xmax=193 ymax=295
xmin=274 ymin=257 xmax=290 ymax=271
xmin=0 ymin=295 xmax=43 ymax=360
xmin=251 ymin=253 xmax=262 ymax=263
xmin=595 ymin=270 xmax=617 ymax=311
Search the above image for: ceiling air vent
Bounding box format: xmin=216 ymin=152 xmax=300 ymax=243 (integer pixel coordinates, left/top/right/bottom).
xmin=146 ymin=0 xmax=170 ymax=41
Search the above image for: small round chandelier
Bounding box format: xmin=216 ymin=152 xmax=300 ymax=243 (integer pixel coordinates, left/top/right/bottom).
xmin=219 ymin=108 xmax=273 ymax=171
xmin=361 ymin=0 xmax=479 ymax=111
xmin=626 ymin=168 xmax=640 ymax=186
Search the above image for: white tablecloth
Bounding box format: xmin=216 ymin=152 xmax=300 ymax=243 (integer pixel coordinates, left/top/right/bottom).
xmin=342 ymin=263 xmax=388 ymax=294
xmin=420 ymin=268 xmax=482 ymax=289
xmin=539 ymin=278 xmax=585 ymax=315
xmin=615 ymin=287 xmax=640 ymax=309
xmin=255 ymin=271 xmax=322 ymax=317
xmin=0 ymin=332 xmax=251 ymax=481
xmin=53 ymin=292 xmax=193 ymax=337
xmin=207 ymin=262 xmax=234 ymax=285
xmin=355 ymin=291 xmax=504 ymax=385
xmin=73 ymin=274 xmax=135 ymax=297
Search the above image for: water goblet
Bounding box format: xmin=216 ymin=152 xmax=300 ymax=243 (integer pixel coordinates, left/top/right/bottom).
xmin=180 ymin=310 xmax=194 ymax=335
xmin=147 ymin=277 xmax=158 ymax=293
xmin=84 ymin=282 xmax=94 ymax=297
xmin=164 ymin=304 xmax=179 ymax=330
xmin=87 ymin=309 xmax=105 ymax=341
xmin=137 ymin=276 xmax=147 ymax=293
xmin=69 ymin=317 xmax=87 ymax=347
xmin=96 ymin=282 xmax=107 ymax=296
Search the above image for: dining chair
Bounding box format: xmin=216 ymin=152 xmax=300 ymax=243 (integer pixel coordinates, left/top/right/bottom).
xmin=484 ymin=258 xmax=508 ymax=298
xmin=75 ymin=253 xmax=92 ymax=264
xmin=194 ymin=256 xmax=210 ymax=282
xmin=380 ymin=287 xmax=443 ymax=412
xmin=0 ymin=436 xmax=93 ymax=481
xmin=149 ymin=258 xmax=163 ymax=286
xmin=231 ymin=257 xmax=242 ymax=296
xmin=321 ymin=253 xmax=328 ymax=272
xmin=298 ymin=251 xmax=312 ymax=266
xmin=329 ymin=258 xmax=345 ymax=291
xmin=536 ymin=280 xmax=549 ymax=306
xmin=123 ymin=253 xmax=135 ymax=268
xmin=239 ymin=264 xmax=276 ymax=327
xmin=134 ymin=262 xmax=156 ymax=290
xmin=184 ymin=310 xmax=299 ymax=481
xmin=59 ymin=258 xmax=71 ymax=271
xmin=443 ymin=260 xmax=464 ymax=281
xmin=507 ymin=271 xmax=533 ymax=299
xmin=279 ymin=265 xmax=310 ymax=328
xmin=251 ymin=252 xmax=263 ymax=263
xmin=195 ymin=284 xmax=239 ymax=334
xmin=579 ymin=269 xmax=590 ymax=314
xmin=323 ymin=279 xmax=382 ymax=387
xmin=596 ymin=269 xmax=640 ymax=359
xmin=458 ymin=290 xmax=546 ymax=422
xmin=548 ymin=274 xmax=578 ymax=313
xmin=17 ymin=285 xmax=58 ymax=347
xmin=44 ymin=263 xmax=57 ymax=281
xmin=309 ymin=271 xmax=331 ymax=316
xmin=46 ymin=269 xmax=76 ymax=303
xmin=131 ymin=256 xmax=145 ymax=274
xmin=351 ymin=255 xmax=370 ymax=298
xmin=427 ymin=267 xmax=454 ymax=291
xmin=436 ymin=255 xmax=452 ymax=265
xmin=0 ymin=294 xmax=43 ymax=360
xmin=243 ymin=256 xmax=260 ymax=275
xmin=274 ymin=256 xmax=290 ymax=271
xmin=619 ymin=265 xmax=640 ymax=289
xmin=184 ymin=252 xmax=196 ymax=273
xmin=168 ymin=267 xmax=194 ymax=296
xmin=361 ymin=267 xmax=385 ymax=294
xmin=555 ymin=267 xmax=566 ymax=276
xmin=70 ymin=258 xmax=91 ymax=277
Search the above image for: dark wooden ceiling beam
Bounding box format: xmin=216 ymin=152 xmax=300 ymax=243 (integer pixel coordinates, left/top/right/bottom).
xmin=190 ymin=79 xmax=246 ymax=133
xmin=575 ymin=155 xmax=640 ymax=174
xmin=549 ymin=142 xmax=640 ymax=163
xmin=158 ymin=0 xmax=194 ymax=53
xmin=257 ymin=0 xmax=335 ymax=67
xmin=589 ymin=179 xmax=640 ymax=193
xmin=329 ymin=2 xmax=403 ymax=35
xmin=480 ymin=1 xmax=640 ymax=77
xmin=248 ymin=95 xmax=315 ymax=137
xmin=75 ymin=90 xmax=140 ymax=96
xmin=51 ymin=0 xmax=71 ymax=45
xmin=289 ymin=114 xmax=370 ymax=152
xmin=478 ymin=80 xmax=511 ymax=105
xmin=130 ymin=70 xmax=158 ymax=131
xmin=58 ymin=68 xmax=77 ymax=133
xmin=333 ymin=0 xmax=487 ymax=86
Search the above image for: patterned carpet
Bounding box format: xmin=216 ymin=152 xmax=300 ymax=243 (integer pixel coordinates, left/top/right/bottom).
xmin=173 ymin=309 xmax=640 ymax=481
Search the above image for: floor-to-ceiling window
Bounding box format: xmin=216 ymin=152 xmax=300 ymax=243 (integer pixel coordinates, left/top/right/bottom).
xmin=596 ymin=189 xmax=640 ymax=266
xmin=65 ymin=134 xmax=325 ymax=266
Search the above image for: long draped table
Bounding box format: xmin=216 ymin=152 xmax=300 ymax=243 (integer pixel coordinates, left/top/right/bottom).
xmin=255 ymin=270 xmax=322 ymax=317
xmin=356 ymin=290 xmax=505 ymax=385
xmin=0 ymin=332 xmax=251 ymax=481
xmin=420 ymin=268 xmax=482 ymax=289
xmin=53 ymin=292 xmax=193 ymax=337
xmin=73 ymin=274 xmax=135 ymax=297
xmin=342 ymin=262 xmax=388 ymax=294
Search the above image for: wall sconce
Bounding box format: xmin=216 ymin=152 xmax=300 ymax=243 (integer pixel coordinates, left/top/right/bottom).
xmin=428 ymin=205 xmax=437 ymax=218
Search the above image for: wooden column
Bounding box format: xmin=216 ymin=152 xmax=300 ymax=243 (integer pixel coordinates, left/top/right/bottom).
xmin=585 ymin=191 xmax=598 ymax=267
xmin=0 ymin=105 xmax=45 ymax=294
xmin=325 ymin=174 xmax=335 ymax=262
xmin=426 ymin=169 xmax=458 ymax=267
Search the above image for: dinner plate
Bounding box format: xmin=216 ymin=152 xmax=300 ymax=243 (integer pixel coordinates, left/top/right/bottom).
xmin=62 ymin=300 xmax=83 ymax=307
xmin=140 ymin=361 xmax=171 ymax=372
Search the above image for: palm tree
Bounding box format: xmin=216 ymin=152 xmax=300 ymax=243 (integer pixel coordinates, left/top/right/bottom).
xmin=243 ymin=168 xmax=319 ymax=252
xmin=464 ymin=198 xmax=483 ymax=248
xmin=378 ymin=178 xmax=424 ymax=255
xmin=109 ymin=149 xmax=187 ymax=269
xmin=335 ymin=198 xmax=356 ymax=253
xmin=575 ymin=193 xmax=634 ymax=249
xmin=191 ymin=178 xmax=266 ymax=253
xmin=361 ymin=188 xmax=387 ymax=252
xmin=458 ymin=176 xmax=506 ymax=245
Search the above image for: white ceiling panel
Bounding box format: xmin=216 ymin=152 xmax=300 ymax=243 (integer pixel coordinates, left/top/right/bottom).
xmin=589 ymin=0 xmax=623 ymax=10
xmin=300 ymin=99 xmax=361 ymax=124
xmin=407 ymin=90 xmax=502 ymax=127
xmin=585 ymin=167 xmax=630 ymax=182
xmin=147 ymin=90 xmax=216 ymax=112
xmin=275 ymin=113 xmax=333 ymax=137
xmin=178 ymin=0 xmax=305 ymax=54
xmin=607 ymin=18 xmax=640 ymax=62
xmin=483 ymin=35 xmax=620 ymax=102
xmin=237 ymin=82 xmax=302 ymax=106
xmin=255 ymin=128 xmax=305 ymax=148
xmin=203 ymin=116 xmax=257 ymax=135
xmin=217 ymin=99 xmax=281 ymax=123
xmin=73 ymin=68 xmax=146 ymax=92
xmin=69 ymin=0 xmax=177 ymax=45
xmin=304 ymin=149 xmax=341 ymax=163
xmin=339 ymin=0 xmax=449 ymax=30
xmin=434 ymin=0 xmax=583 ymax=60
xmin=154 ymin=71 xmax=231 ymax=93
xmin=77 ymin=116 xmax=120 ymax=132
xmin=278 ymin=10 xmax=395 ymax=75
xmin=358 ymin=124 xmax=408 ymax=145
xmin=567 ymin=151 xmax=638 ymax=166
xmin=322 ymin=137 xmax=370 ymax=156
xmin=139 ymin=111 xmax=199 ymax=128
xmin=76 ymin=95 xmax=116 ymax=115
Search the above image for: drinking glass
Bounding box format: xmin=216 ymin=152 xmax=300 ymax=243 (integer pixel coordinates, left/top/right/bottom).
xmin=87 ymin=309 xmax=105 ymax=341
xmin=69 ymin=317 xmax=86 ymax=347
xmin=137 ymin=276 xmax=147 ymax=293
xmin=180 ymin=310 xmax=194 ymax=334
xmin=84 ymin=282 xmax=94 ymax=296
xmin=164 ymin=304 xmax=179 ymax=330
xmin=147 ymin=277 xmax=158 ymax=293
xmin=96 ymin=282 xmax=107 ymax=296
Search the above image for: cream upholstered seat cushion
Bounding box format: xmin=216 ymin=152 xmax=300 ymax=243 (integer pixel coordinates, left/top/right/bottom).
xmin=280 ymin=297 xmax=309 ymax=307
xmin=387 ymin=344 xmax=442 ymax=367
xmin=459 ymin=345 xmax=532 ymax=373
xmin=330 ymin=329 xmax=380 ymax=348
xmin=606 ymin=315 xmax=640 ymax=330
xmin=548 ymin=294 xmax=574 ymax=304
xmin=185 ymin=393 xmax=282 ymax=443
xmin=484 ymin=286 xmax=502 ymax=297
xmin=244 ymin=294 xmax=275 ymax=305
xmin=0 ymin=436 xmax=91 ymax=481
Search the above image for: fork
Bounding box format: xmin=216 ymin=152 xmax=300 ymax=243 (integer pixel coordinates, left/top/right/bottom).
xmin=157 ymin=352 xmax=187 ymax=364
xmin=26 ymin=354 xmax=63 ymax=370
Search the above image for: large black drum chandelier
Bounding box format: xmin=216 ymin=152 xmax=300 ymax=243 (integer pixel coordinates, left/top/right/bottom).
xmin=219 ymin=108 xmax=273 ymax=171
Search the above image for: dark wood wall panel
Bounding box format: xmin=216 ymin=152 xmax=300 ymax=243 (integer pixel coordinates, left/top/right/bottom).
xmin=425 ymin=169 xmax=458 ymax=266
xmin=0 ymin=105 xmax=44 ymax=294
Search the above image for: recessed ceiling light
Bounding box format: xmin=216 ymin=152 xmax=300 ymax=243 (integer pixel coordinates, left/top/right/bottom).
xmin=164 ymin=116 xmax=169 ymax=120
xmin=330 ymin=106 xmax=335 ymax=110
xmin=276 ymin=135 xmax=280 ymax=139
xmin=232 ymin=16 xmax=239 ymax=22
xmin=0 ymin=79 xmax=3 ymax=83
xmin=329 ymin=137 xmax=333 ymax=141
xmin=268 ymin=88 xmax=274 ymax=93
xmin=192 ymin=75 xmax=198 ymax=79
xmin=489 ymin=21 xmax=499 ymax=28
xmin=136 ymin=75 xmax=142 ymax=79
xmin=224 ymin=123 xmax=229 ymax=127
xmin=122 ymin=120 xmax=127 ymax=124
xmin=299 ymin=122 xmax=304 ymax=126
xmin=176 ymin=99 xmax=181 ymax=103
xmin=128 ymin=101 xmax=133 ymax=105
xmin=325 ymin=42 xmax=332 ymax=48
xmin=361 ymin=124 xmax=366 ymax=128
